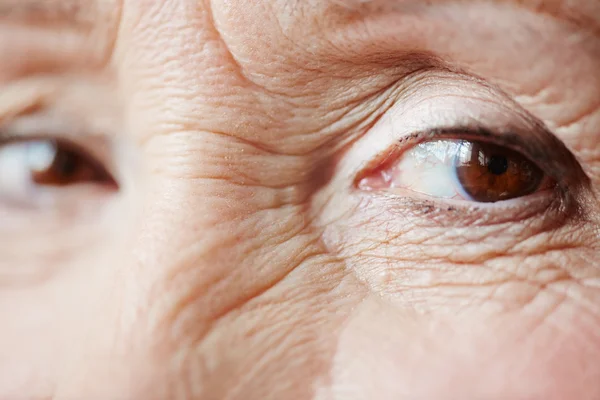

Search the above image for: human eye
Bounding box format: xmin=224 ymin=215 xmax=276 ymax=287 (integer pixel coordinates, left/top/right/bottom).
xmin=358 ymin=137 xmax=551 ymax=203
xmin=0 ymin=106 xmax=119 ymax=216
xmin=0 ymin=137 xmax=116 ymax=208
xmin=349 ymin=72 xmax=590 ymax=221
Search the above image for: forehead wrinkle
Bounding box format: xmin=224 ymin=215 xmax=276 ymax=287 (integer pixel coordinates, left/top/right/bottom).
xmin=329 ymin=0 xmax=600 ymax=35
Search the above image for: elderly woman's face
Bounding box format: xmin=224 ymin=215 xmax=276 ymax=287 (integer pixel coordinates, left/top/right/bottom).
xmin=1 ymin=0 xmax=599 ymax=398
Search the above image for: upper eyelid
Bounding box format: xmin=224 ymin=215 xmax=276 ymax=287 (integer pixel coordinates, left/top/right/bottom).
xmin=0 ymin=77 xmax=120 ymax=138
xmin=345 ymin=70 xmax=590 ymax=187
xmin=0 ymin=80 xmax=56 ymax=123
xmin=2 ymin=110 xmax=94 ymax=138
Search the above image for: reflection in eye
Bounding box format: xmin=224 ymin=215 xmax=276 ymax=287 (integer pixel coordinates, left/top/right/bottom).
xmin=0 ymin=139 xmax=115 ymax=204
xmin=361 ymin=140 xmax=548 ymax=203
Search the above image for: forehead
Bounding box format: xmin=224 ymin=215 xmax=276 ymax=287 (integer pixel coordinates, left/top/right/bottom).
xmin=0 ymin=0 xmax=598 ymax=30
xmin=327 ymin=0 xmax=599 ymax=32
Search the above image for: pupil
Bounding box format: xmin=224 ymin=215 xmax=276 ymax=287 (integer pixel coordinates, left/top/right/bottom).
xmin=487 ymin=155 xmax=508 ymax=175
xmin=53 ymin=150 xmax=79 ymax=178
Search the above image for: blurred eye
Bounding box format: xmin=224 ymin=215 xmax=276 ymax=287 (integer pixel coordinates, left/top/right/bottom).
xmin=0 ymin=139 xmax=115 ymax=205
xmin=359 ymin=139 xmax=550 ymax=203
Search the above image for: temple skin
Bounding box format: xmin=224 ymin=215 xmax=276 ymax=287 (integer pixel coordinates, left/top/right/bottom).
xmin=0 ymin=0 xmax=599 ymax=398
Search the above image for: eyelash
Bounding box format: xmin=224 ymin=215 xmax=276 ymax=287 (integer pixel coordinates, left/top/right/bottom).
xmin=358 ymin=125 xmax=569 ymax=192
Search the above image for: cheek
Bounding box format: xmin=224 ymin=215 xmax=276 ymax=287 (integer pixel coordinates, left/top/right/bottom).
xmin=325 ymin=295 xmax=600 ymax=400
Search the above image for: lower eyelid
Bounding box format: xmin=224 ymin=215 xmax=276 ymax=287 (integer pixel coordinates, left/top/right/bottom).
xmin=353 ymin=188 xmax=570 ymax=231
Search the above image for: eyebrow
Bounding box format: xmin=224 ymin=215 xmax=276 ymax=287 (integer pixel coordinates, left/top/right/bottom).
xmin=0 ymin=0 xmax=100 ymax=27
xmin=0 ymin=0 xmax=123 ymax=71
xmin=334 ymin=0 xmax=600 ymax=35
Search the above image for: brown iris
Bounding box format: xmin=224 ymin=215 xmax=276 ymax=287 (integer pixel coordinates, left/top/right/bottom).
xmin=455 ymin=141 xmax=544 ymax=202
xmin=26 ymin=140 xmax=112 ymax=187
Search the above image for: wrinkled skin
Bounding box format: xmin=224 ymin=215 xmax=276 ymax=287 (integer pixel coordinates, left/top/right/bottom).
xmin=1 ymin=0 xmax=600 ymax=399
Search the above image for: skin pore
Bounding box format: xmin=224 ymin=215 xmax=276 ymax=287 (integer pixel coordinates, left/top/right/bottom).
xmin=0 ymin=0 xmax=599 ymax=398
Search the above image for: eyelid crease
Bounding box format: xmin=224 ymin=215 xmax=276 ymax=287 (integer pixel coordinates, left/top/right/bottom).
xmin=0 ymin=83 xmax=57 ymax=126
xmin=0 ymin=111 xmax=98 ymax=140
xmin=0 ymin=78 xmax=120 ymax=140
